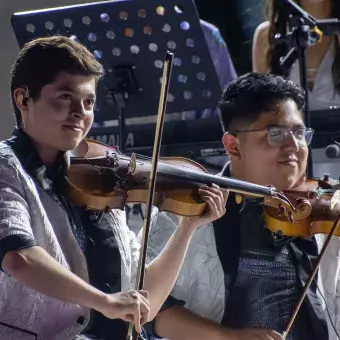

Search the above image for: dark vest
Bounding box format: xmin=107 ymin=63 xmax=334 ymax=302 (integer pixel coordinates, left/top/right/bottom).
xmin=212 ymin=164 xmax=328 ymax=339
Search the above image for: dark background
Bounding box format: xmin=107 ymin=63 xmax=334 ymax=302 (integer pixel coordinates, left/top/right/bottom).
xmin=195 ymin=0 xmax=266 ymax=75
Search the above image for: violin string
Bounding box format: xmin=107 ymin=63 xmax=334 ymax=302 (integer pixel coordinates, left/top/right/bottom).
xmin=126 ymin=153 xmax=205 ymax=172
xmin=129 ymin=154 xmax=285 ymax=200
xmin=105 ymin=154 xmax=197 ymax=174
xmin=106 ymin=153 xmax=210 ymax=182
xmin=81 ymin=155 xmax=280 ymax=199
xmin=79 ymin=154 xmax=310 ymax=207
xmin=76 ymin=153 xmax=281 ymax=198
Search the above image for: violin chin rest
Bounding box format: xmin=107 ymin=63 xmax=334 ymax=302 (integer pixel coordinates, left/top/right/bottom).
xmin=69 ymin=139 xmax=89 ymax=158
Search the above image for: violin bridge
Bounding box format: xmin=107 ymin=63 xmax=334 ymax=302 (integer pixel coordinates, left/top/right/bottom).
xmin=129 ymin=153 xmax=137 ymax=175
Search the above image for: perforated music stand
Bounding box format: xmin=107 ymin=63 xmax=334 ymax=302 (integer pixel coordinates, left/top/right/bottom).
xmin=11 ymin=0 xmax=221 ymax=153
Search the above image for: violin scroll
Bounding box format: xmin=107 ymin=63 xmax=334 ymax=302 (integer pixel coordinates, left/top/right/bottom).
xmin=263 ymin=176 xmax=340 ymax=238
xmin=263 ymin=194 xmax=312 ymax=222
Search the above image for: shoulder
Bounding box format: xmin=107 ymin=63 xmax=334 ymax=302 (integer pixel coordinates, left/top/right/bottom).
xmin=253 ymin=21 xmax=270 ymax=52
xmin=199 ymin=19 xmax=224 ymax=43
xmin=253 ymin=21 xmax=270 ymax=51
xmin=0 ymin=141 xmax=25 ymax=179
xmin=252 ymin=21 xmax=271 ymax=73
xmin=0 ymin=142 xmax=40 ymax=208
xmin=254 ymin=21 xmax=270 ymax=39
xmin=199 ymin=19 xmax=218 ymax=33
xmin=0 ymin=141 xmax=17 ymax=160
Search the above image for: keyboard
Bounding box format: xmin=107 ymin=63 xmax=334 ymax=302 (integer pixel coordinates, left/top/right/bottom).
xmin=88 ymin=117 xmax=226 ymax=158
xmin=87 ymin=110 xmax=340 ymax=158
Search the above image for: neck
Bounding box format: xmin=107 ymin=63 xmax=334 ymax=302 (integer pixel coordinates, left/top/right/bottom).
xmin=300 ymin=0 xmax=333 ymax=19
xmin=228 ymin=163 xmax=263 ymax=198
xmin=31 ymin=139 xmax=59 ymax=166
xmin=229 ymin=163 xmax=248 ymax=182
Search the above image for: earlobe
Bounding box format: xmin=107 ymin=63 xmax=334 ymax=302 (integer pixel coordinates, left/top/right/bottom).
xmin=222 ymin=132 xmax=241 ymax=159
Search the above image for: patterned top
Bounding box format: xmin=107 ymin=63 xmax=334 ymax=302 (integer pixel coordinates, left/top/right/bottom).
xmin=222 ymin=199 xmax=316 ymax=339
xmin=144 ymin=201 xmax=340 ymax=340
xmin=0 ymin=131 xmax=140 ymax=340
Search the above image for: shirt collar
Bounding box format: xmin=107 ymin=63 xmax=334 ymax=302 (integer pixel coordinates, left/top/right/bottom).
xmin=6 ymin=128 xmax=68 ymax=190
xmin=218 ymin=161 xmax=262 ymax=206
xmin=218 ymin=161 xmax=231 ymax=177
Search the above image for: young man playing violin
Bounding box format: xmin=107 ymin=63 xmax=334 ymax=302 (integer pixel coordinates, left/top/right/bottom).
xmin=0 ymin=35 xmax=228 ymax=339
xmin=145 ymin=73 xmax=340 ymax=340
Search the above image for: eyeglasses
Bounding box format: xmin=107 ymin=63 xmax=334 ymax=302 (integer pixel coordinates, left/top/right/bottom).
xmin=233 ymin=126 xmax=314 ymax=147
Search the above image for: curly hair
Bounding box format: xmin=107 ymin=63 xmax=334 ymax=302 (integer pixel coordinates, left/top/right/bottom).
xmin=218 ymin=72 xmax=305 ymax=132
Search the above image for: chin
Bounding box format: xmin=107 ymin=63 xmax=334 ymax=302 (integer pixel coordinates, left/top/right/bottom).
xmin=276 ymin=173 xmax=302 ymax=191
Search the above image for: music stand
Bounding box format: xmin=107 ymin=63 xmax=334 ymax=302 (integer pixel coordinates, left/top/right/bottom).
xmin=11 ymin=0 xmax=221 ymax=154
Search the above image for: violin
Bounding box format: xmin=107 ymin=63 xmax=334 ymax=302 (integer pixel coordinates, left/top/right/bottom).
xmin=66 ymin=138 xmax=340 ymax=234
xmin=65 ymin=138 xmax=300 ymax=220
xmin=263 ymin=175 xmax=340 ymax=237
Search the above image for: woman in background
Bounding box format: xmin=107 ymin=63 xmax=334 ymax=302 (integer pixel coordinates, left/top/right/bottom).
xmin=252 ymin=0 xmax=340 ymax=110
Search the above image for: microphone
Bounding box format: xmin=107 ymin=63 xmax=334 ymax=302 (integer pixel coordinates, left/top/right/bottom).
xmin=325 ymin=144 xmax=340 ymax=158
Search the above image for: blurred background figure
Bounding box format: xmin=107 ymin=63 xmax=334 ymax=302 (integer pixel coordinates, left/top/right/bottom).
xmin=179 ymin=19 xmax=237 ymax=120
xmin=252 ymin=0 xmax=340 ymax=111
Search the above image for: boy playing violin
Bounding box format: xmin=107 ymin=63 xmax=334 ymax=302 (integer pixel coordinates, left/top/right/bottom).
xmin=0 ymin=35 xmax=228 ymax=339
xmin=145 ymin=73 xmax=340 ymax=340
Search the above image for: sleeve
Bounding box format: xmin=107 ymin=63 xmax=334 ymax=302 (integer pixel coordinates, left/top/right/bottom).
xmin=0 ymin=158 xmax=36 ymax=270
xmin=212 ymin=28 xmax=238 ymax=86
xmin=201 ymin=21 xmax=238 ymax=87
xmin=139 ymin=208 xmax=185 ymax=339
xmin=197 ymin=20 xmax=238 ymax=119
xmin=143 ymin=208 xmax=225 ymax=324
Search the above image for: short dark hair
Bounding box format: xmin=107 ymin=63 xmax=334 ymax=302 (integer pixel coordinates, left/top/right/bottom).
xmin=10 ymin=35 xmax=105 ymax=126
xmin=218 ymin=72 xmax=305 ymax=133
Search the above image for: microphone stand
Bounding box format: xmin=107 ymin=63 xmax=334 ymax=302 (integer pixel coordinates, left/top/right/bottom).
xmin=274 ymin=0 xmax=340 ymax=178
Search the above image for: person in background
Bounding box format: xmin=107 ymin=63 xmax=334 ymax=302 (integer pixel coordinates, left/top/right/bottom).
xmin=142 ymin=73 xmax=340 ymax=340
xmin=252 ymin=0 xmax=340 ymax=111
xmin=185 ymin=19 xmax=238 ymax=119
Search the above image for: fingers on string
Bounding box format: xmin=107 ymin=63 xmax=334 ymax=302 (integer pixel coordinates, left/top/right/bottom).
xmin=199 ymin=187 xmax=219 ymax=215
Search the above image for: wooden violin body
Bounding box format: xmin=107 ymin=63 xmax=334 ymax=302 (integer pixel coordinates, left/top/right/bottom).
xmin=66 ymin=139 xmax=209 ymax=216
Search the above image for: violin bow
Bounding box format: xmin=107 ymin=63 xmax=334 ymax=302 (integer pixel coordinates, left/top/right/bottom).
xmin=282 ymin=211 xmax=340 ymax=338
xmin=126 ymin=51 xmax=174 ymax=340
